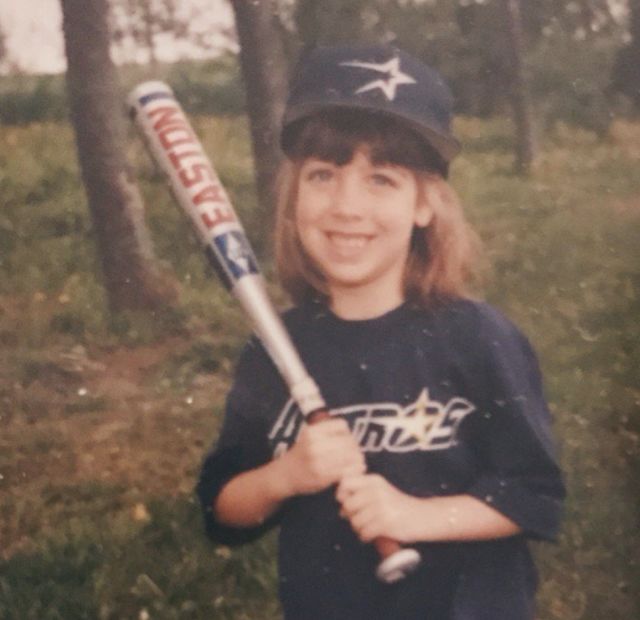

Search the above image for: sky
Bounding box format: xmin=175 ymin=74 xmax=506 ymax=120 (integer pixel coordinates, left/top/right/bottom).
xmin=0 ymin=0 xmax=630 ymax=74
xmin=0 ymin=0 xmax=234 ymax=75
xmin=0 ymin=1 xmax=66 ymax=73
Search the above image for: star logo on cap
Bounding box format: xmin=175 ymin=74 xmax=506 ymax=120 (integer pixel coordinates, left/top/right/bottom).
xmin=340 ymin=56 xmax=417 ymax=101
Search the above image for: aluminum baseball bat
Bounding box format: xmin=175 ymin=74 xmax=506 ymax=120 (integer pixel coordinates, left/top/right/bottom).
xmin=127 ymin=81 xmax=421 ymax=583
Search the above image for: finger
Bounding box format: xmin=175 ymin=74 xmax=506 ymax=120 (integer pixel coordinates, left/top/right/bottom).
xmin=313 ymin=418 xmax=352 ymax=437
xmin=336 ymin=473 xmax=365 ymax=503
xmin=342 ymin=460 xmax=367 ymax=480
xmin=349 ymin=507 xmax=379 ymax=542
xmin=337 ymin=472 xmax=377 ymax=499
xmin=340 ymin=490 xmax=374 ymax=520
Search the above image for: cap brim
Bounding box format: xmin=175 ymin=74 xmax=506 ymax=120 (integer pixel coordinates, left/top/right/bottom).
xmin=282 ymin=101 xmax=461 ymax=163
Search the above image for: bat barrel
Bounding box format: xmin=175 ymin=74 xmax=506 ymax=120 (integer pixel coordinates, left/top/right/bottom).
xmin=128 ymin=81 xmax=325 ymax=418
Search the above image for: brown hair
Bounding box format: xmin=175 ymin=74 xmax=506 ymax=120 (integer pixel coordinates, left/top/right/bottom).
xmin=274 ymin=110 xmax=484 ymax=307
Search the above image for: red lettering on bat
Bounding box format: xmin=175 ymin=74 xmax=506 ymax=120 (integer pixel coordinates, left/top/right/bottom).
xmin=149 ymin=106 xmax=199 ymax=151
xmin=149 ymin=105 xmax=184 ymax=131
xmin=179 ymin=163 xmax=213 ymax=188
xmin=168 ymin=150 xmax=200 ymax=170
xmin=146 ymin=105 xmax=236 ymax=229
xmin=159 ymin=126 xmax=196 ymax=150
xmin=201 ymin=207 xmax=236 ymax=230
xmin=193 ymin=184 xmax=226 ymax=206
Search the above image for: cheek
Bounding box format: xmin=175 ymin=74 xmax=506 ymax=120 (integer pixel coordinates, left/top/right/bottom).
xmin=293 ymin=199 xmax=310 ymax=234
xmin=294 ymin=188 xmax=326 ymax=229
xmin=292 ymin=200 xmax=318 ymax=252
xmin=377 ymin=203 xmax=418 ymax=237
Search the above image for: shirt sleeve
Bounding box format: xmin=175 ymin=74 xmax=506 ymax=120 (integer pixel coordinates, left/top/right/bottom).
xmin=195 ymin=337 xmax=285 ymax=546
xmin=460 ymin=305 xmax=566 ymax=541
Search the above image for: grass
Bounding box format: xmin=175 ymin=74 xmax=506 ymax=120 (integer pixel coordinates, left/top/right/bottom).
xmin=455 ymin=116 xmax=640 ymax=619
xmin=1 ymin=114 xmax=639 ymax=619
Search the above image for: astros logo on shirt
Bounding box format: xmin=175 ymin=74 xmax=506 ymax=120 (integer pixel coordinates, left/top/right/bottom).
xmin=269 ymin=388 xmax=475 ymax=457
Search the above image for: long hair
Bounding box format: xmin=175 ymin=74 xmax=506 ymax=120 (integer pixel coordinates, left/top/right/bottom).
xmin=274 ymin=109 xmax=484 ymax=307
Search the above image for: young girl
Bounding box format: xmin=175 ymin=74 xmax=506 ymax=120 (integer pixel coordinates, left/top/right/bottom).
xmin=197 ymin=44 xmax=565 ymax=620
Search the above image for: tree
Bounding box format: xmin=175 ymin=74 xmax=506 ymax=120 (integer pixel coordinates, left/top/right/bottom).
xmin=501 ymin=0 xmax=537 ymax=172
xmin=110 ymin=0 xmax=222 ymax=66
xmin=612 ymin=0 xmax=640 ymax=107
xmin=230 ymin=0 xmax=288 ymax=216
xmin=291 ymin=0 xmax=373 ymax=49
xmin=60 ymin=0 xmax=177 ymax=311
xmin=0 ymin=24 xmax=6 ymax=69
xmin=111 ymin=0 xmax=164 ymax=66
xmin=0 ymin=20 xmax=14 ymax=74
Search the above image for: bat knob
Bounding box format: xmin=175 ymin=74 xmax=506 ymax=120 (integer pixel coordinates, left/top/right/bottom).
xmin=375 ymin=548 xmax=422 ymax=584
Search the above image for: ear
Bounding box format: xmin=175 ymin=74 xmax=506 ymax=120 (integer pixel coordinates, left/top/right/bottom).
xmin=414 ymin=182 xmax=437 ymax=228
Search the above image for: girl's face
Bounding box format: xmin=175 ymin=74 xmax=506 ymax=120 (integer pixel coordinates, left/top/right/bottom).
xmin=295 ymin=147 xmax=432 ymax=310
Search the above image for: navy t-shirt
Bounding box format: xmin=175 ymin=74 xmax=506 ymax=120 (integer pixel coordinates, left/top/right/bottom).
xmin=196 ymin=299 xmax=565 ymax=619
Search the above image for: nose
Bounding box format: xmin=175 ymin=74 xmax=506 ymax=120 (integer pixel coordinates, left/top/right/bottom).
xmin=331 ymin=172 xmax=365 ymax=219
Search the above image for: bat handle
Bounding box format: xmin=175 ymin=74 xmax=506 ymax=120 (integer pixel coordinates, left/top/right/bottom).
xmin=306 ymin=408 xmax=422 ymax=583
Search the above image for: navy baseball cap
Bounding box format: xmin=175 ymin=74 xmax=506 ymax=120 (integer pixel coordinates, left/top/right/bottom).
xmin=281 ymin=44 xmax=460 ymax=165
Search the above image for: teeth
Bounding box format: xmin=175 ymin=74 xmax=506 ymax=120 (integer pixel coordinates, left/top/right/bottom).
xmin=328 ymin=233 xmax=368 ymax=248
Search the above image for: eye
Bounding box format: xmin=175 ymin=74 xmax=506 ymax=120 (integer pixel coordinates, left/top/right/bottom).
xmin=303 ymin=164 xmax=335 ymax=183
xmin=370 ymin=173 xmax=397 ymax=187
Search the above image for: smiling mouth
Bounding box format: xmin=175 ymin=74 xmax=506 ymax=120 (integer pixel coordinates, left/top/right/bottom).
xmin=326 ymin=232 xmax=372 ymax=250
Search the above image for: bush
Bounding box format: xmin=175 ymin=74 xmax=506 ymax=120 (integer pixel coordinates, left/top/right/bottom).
xmin=0 ymin=75 xmax=68 ymax=125
xmin=0 ymin=55 xmax=245 ymax=127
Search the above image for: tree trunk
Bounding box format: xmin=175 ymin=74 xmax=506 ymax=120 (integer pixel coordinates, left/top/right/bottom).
xmin=142 ymin=0 xmax=159 ymax=67
xmin=500 ymin=0 xmax=536 ymax=174
xmin=230 ymin=0 xmax=288 ymax=217
xmin=611 ymin=0 xmax=640 ymax=107
xmin=60 ymin=0 xmax=177 ymax=311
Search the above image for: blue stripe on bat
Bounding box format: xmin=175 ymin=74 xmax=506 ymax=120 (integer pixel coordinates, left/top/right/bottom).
xmin=138 ymin=91 xmax=174 ymax=105
xmin=212 ymin=231 xmax=259 ymax=281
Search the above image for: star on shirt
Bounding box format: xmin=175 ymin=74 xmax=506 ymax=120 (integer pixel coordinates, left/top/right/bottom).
xmin=364 ymin=389 xmax=445 ymax=448
xmin=339 ymin=57 xmax=417 ymax=101
xmin=396 ymin=389 xmax=446 ymax=448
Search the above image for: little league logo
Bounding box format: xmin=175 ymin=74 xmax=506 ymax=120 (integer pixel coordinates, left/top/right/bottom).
xmin=213 ymin=230 xmax=258 ymax=280
xmin=269 ymin=389 xmax=476 ymax=457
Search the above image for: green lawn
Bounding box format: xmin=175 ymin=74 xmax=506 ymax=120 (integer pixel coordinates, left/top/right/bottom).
xmin=1 ymin=116 xmax=638 ymax=619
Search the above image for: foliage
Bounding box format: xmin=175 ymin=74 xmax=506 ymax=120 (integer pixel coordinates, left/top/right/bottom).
xmin=0 ymin=54 xmax=245 ymax=126
xmin=0 ymin=117 xmax=639 ymax=619
xmin=0 ymin=75 xmax=69 ymax=125
xmin=528 ymin=30 xmax=620 ymax=135
xmin=611 ymin=0 xmax=640 ymax=106
xmin=1 ymin=0 xmax=637 ymax=130
xmin=109 ymin=0 xmax=225 ymax=65
xmin=278 ymin=0 xmax=635 ymax=126
xmin=165 ymin=56 xmax=246 ymax=117
xmin=0 ymin=22 xmax=7 ymax=72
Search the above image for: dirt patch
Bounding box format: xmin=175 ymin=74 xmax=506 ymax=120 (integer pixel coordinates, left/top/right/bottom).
xmin=608 ymin=197 xmax=640 ymax=215
xmin=0 ymin=335 xmax=230 ymax=559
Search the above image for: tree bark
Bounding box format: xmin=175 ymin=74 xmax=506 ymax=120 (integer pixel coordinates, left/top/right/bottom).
xmin=611 ymin=0 xmax=640 ymax=107
xmin=141 ymin=0 xmax=159 ymax=66
xmin=500 ymin=0 xmax=536 ymax=174
xmin=230 ymin=0 xmax=288 ymax=217
xmin=60 ymin=0 xmax=177 ymax=311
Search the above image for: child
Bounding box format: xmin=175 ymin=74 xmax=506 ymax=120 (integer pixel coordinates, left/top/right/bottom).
xmin=197 ymin=44 xmax=565 ymax=620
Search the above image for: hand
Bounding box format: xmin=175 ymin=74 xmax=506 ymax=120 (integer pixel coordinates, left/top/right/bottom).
xmin=336 ymin=474 xmax=423 ymax=544
xmin=281 ymin=418 xmax=366 ymax=496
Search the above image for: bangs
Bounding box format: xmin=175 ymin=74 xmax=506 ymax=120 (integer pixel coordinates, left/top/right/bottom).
xmin=282 ymin=109 xmax=446 ymax=174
